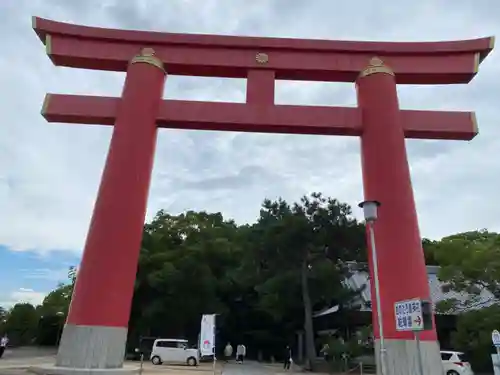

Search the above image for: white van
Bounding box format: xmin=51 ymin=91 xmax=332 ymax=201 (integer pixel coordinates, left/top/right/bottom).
xmin=150 ymin=338 xmax=199 ymax=366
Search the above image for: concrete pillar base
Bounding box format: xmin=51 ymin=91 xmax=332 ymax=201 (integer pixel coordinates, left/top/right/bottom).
xmin=375 ymin=338 xmax=442 ymax=375
xmin=28 ymin=324 xmax=136 ymax=375
xmin=56 ymin=324 xmax=128 ymax=369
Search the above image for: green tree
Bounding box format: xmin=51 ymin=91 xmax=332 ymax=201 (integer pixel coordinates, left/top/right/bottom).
xmin=4 ymin=303 xmax=38 ymax=346
xmin=38 ymin=266 xmax=76 ymax=317
xmin=421 ymin=238 xmax=439 ymax=265
xmin=0 ymin=307 xmax=6 ymax=321
xmin=128 ymin=210 xmax=245 ymax=347
xmin=452 ymin=305 xmax=500 ymax=371
xmin=35 ymin=194 xmax=366 ymax=360
xmin=247 ymin=193 xmax=365 ymax=369
xmin=0 ymin=307 xmax=8 ymax=334
xmin=36 ymin=266 xmax=76 ymax=345
xmin=426 ymin=230 xmax=500 ymax=313
xmin=424 ymin=230 xmax=500 ymax=370
xmin=38 ymin=284 xmax=72 ymax=318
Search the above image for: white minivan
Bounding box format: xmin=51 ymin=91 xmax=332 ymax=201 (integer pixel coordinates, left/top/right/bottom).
xmin=150 ymin=338 xmax=199 ymax=366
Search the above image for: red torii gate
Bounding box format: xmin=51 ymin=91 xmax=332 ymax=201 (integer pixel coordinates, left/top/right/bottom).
xmin=33 ymin=16 xmax=493 ymax=375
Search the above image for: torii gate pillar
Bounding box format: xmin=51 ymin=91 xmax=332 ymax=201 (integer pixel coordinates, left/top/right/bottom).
xmin=357 ymin=58 xmax=439 ymax=374
xmin=55 ymin=49 xmax=166 ymax=372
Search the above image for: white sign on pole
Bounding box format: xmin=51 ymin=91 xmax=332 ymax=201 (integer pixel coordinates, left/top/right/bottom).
xmin=200 ymin=314 xmax=216 ymax=356
xmin=492 ymin=330 xmax=500 ymax=347
xmin=394 ymin=299 xmax=424 ymax=331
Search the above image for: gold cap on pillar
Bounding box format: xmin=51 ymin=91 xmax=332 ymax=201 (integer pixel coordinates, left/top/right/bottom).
xmin=358 ymin=57 xmax=394 ymax=79
xmin=131 ymin=48 xmax=166 ymax=73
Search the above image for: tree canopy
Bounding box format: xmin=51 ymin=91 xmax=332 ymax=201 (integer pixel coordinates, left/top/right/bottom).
xmin=425 ymin=230 xmax=500 ymax=371
xmin=126 ymin=193 xmax=366 ymax=369
xmin=3 ymin=196 xmax=499 ymax=372
xmin=425 ymin=230 xmax=500 ymax=313
xmin=245 ymin=193 xmax=365 ymax=368
xmin=0 ymin=194 xmax=364 ymax=364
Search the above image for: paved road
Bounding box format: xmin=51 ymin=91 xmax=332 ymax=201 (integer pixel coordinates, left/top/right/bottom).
xmin=222 ymin=362 xmax=277 ymax=375
xmin=0 ymin=347 xmax=56 ymax=374
xmin=0 ymin=352 xmax=299 ymax=375
xmin=1 ymin=347 xmax=56 ymax=360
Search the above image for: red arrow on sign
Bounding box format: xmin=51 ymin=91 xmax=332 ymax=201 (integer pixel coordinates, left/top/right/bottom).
xmin=414 ymin=316 xmax=422 ymax=325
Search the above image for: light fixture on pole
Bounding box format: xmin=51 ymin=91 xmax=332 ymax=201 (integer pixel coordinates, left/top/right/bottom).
xmin=358 ymin=200 xmax=386 ymax=375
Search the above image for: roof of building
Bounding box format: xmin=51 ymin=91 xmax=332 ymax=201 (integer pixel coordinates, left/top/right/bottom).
xmin=314 ymin=263 xmax=496 ymax=318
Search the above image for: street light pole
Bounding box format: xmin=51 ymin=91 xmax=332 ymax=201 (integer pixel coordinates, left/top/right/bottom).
xmin=368 ymin=220 xmax=387 ymax=375
xmin=358 ymin=200 xmax=386 ymax=375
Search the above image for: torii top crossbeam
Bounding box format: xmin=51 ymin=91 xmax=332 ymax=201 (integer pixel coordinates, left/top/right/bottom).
xmin=34 ymin=17 xmax=492 ymax=84
xmin=34 ymin=17 xmax=493 ymax=140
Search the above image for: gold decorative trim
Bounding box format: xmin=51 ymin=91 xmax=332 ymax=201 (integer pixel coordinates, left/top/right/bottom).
xmin=358 ymin=57 xmax=394 ymax=79
xmin=131 ymin=48 xmax=165 ymax=73
xmin=490 ymin=36 xmax=496 ymax=49
xmin=45 ymin=34 xmax=52 ymax=55
xmin=41 ymin=94 xmax=51 ymax=117
xmin=256 ymin=52 xmax=269 ymax=64
xmin=473 ymin=52 xmax=480 ymax=73
xmin=471 ymin=112 xmax=479 ymax=136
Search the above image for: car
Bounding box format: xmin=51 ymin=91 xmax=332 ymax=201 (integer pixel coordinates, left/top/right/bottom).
xmin=441 ymin=350 xmax=473 ymax=375
xmin=150 ymin=338 xmax=199 ymax=366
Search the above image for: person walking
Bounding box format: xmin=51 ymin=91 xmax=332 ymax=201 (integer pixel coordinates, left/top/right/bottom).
xmin=236 ymin=344 xmax=242 ymax=363
xmin=236 ymin=344 xmax=245 ymax=364
xmin=240 ymin=343 xmax=246 ymax=363
xmin=0 ymin=335 xmax=9 ymax=359
xmin=224 ymin=342 xmax=233 ymax=363
xmin=283 ymin=345 xmax=292 ymax=370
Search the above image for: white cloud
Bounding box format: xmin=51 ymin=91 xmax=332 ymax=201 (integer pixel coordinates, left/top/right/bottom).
xmin=0 ymin=288 xmax=47 ymax=308
xmin=0 ymin=0 xmax=499 ymax=255
xmin=21 ymin=268 xmax=71 ymax=283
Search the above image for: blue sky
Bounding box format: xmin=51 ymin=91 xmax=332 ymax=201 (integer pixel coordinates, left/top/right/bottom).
xmin=0 ymin=0 xmax=499 ymax=308
xmin=0 ymin=246 xmax=80 ymax=307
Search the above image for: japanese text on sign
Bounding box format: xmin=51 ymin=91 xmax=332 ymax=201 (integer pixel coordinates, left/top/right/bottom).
xmin=394 ymin=299 xmax=423 ymax=331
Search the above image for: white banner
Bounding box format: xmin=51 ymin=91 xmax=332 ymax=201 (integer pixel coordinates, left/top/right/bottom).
xmin=199 ymin=314 xmax=216 ymax=356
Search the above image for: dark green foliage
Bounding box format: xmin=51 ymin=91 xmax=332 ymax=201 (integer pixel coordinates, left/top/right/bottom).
xmin=425 ymin=230 xmax=500 ymax=309
xmin=452 ymin=305 xmax=500 ymax=371
xmin=127 ymin=193 xmax=366 ymax=366
xmin=3 ymin=200 xmax=498 ymax=373
xmin=425 ymin=230 xmax=500 ymax=371
xmin=4 ymin=303 xmax=38 ymax=346
xmin=2 ymin=194 xmax=367 ymax=362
